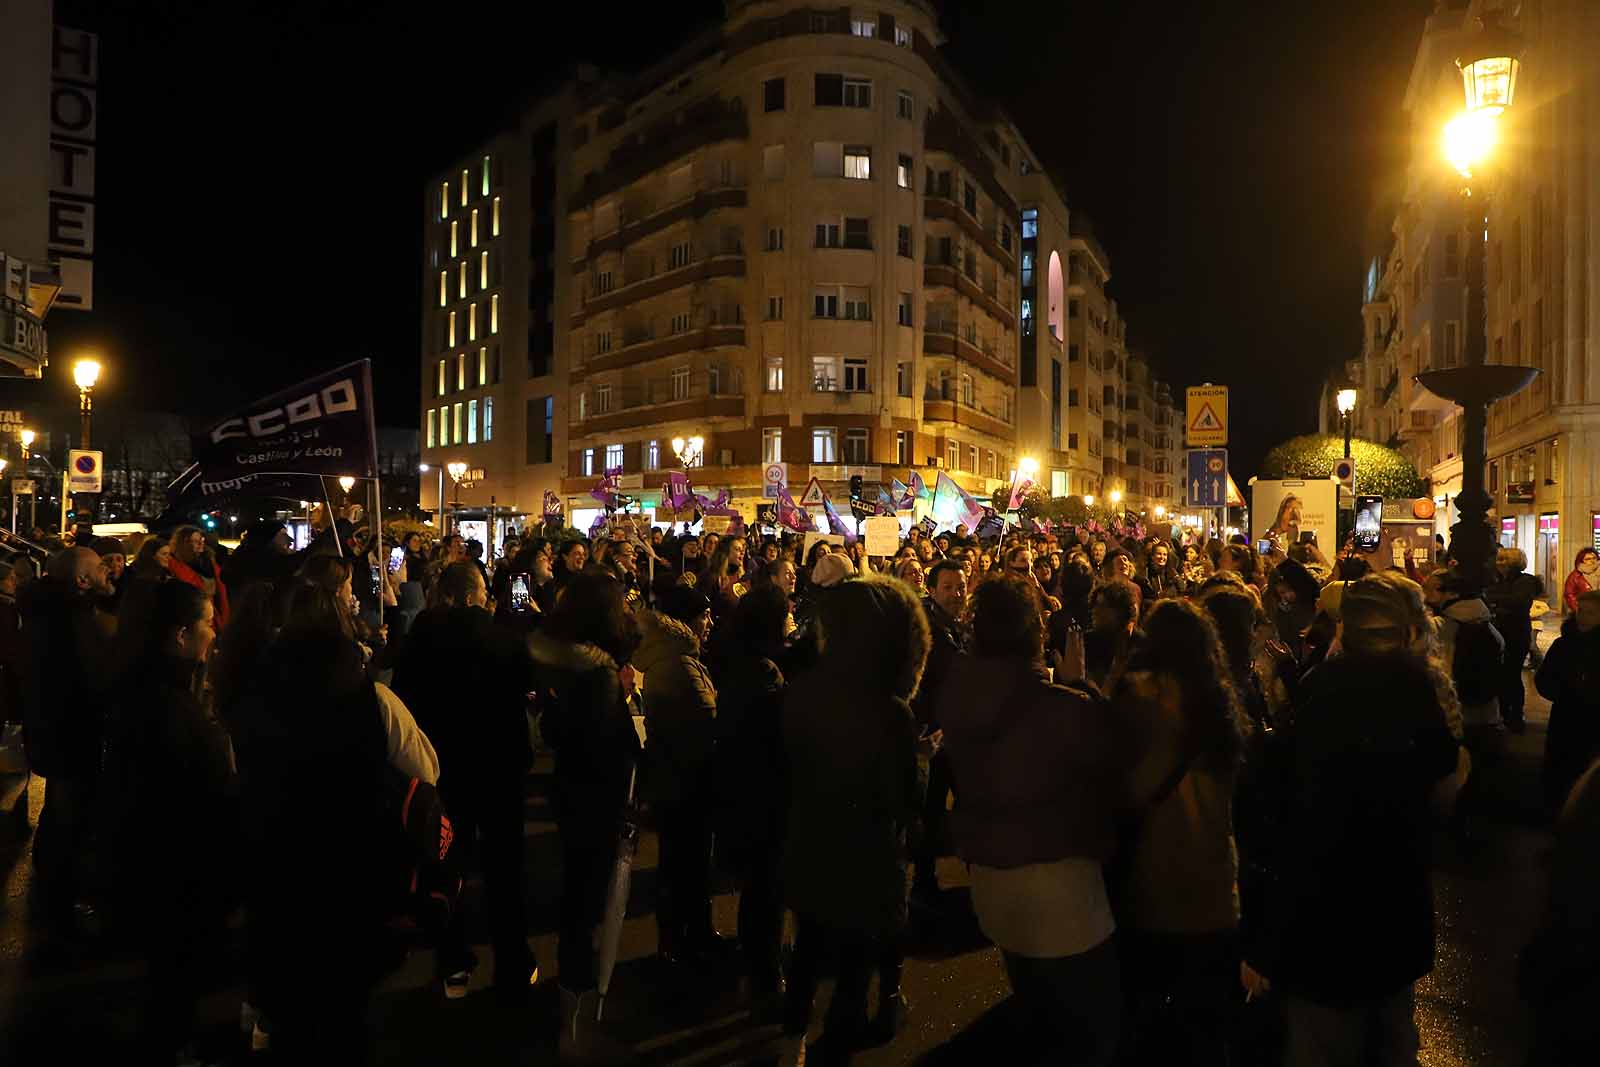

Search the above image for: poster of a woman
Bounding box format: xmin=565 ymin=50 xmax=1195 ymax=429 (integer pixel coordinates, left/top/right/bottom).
xmin=1268 ymin=493 xmax=1304 ymax=543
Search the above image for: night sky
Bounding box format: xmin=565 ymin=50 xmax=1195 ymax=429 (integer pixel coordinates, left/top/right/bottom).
xmin=27 ymin=0 xmax=1428 ymax=475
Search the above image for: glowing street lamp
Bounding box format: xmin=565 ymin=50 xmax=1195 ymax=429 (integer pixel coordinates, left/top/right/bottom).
xmin=338 ymin=476 xmax=356 ymax=493
xmin=1082 ymin=494 xmax=1095 ymax=508
xmin=671 ymin=435 xmax=705 ymax=470
xmin=1109 ymin=489 xmax=1122 ymax=506
xmin=1154 ymin=505 xmax=1166 ymax=520
xmin=1019 ymin=456 xmax=1039 ymax=477
xmin=73 ymin=358 xmax=101 ymax=449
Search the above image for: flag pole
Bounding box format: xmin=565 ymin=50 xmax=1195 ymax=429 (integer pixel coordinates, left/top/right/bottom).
xmin=372 ymin=474 xmax=384 ymax=630
xmin=321 ymin=476 xmax=343 ymax=558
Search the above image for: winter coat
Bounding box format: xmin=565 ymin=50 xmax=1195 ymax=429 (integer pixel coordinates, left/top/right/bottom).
xmin=391 ymin=605 xmax=535 ymax=786
xmin=1434 ymin=597 xmax=1505 ymax=728
xmin=1254 ymin=652 xmax=1459 ymax=1003
xmin=782 ymin=667 xmax=921 ymax=937
xmin=634 ymin=610 xmax=717 ymax=813
xmin=529 ymin=632 xmax=639 ymax=839
xmin=1563 ymin=567 xmax=1594 ymax=616
xmin=103 ymin=654 xmax=236 ymax=915
xmin=913 ymin=598 xmax=966 ymax=728
xmin=1486 ymin=570 xmax=1544 ymax=653
xmin=18 ymin=577 xmax=109 ymax=777
xmin=220 ymin=543 xmax=298 ymax=597
xmin=711 ymin=651 xmax=787 ymax=870
xmin=939 ymin=654 xmax=1121 ymax=868
xmin=167 ymin=555 xmax=231 ymax=629
xmin=1536 ymin=619 xmax=1600 ymax=811
xmin=1114 ymin=669 xmax=1241 ymax=935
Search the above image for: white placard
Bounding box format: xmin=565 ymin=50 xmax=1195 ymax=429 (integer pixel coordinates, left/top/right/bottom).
xmin=863 ymin=515 xmax=900 ymax=557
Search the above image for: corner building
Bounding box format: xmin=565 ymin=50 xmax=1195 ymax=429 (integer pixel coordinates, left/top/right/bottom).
xmin=421 ymin=1 xmax=1181 ymax=526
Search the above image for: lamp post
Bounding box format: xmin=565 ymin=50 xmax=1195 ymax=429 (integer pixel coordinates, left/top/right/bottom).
xmin=1418 ymin=14 xmax=1535 ymax=599
xmin=446 ymin=461 xmax=468 ymax=535
xmin=18 ymin=430 xmax=33 ymax=534
xmin=73 ymin=359 xmax=100 ymax=449
xmin=1336 ymin=387 xmax=1358 ymax=459
xmin=670 ymin=435 xmax=705 ymax=472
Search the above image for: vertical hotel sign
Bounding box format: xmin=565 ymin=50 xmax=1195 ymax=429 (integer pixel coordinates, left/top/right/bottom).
xmin=49 ymin=27 xmax=97 ymax=311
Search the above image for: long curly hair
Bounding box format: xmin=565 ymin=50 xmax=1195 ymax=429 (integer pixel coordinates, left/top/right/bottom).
xmin=1134 ymin=599 xmax=1249 ymax=773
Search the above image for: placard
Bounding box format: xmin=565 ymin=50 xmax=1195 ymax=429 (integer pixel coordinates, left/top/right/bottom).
xmin=862 ymin=515 xmax=900 ymax=557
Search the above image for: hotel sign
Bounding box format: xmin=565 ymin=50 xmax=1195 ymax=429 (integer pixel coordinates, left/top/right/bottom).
xmin=0 ymin=254 xmax=47 ymax=374
xmin=49 ymin=26 xmax=97 ymax=311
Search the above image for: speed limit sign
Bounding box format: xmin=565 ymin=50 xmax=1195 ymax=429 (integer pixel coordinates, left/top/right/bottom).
xmin=762 ymin=462 xmax=788 ymax=499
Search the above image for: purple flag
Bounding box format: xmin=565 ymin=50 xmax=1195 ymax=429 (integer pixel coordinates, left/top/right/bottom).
xmin=1008 ymin=471 xmax=1036 ymax=511
xmin=822 ymin=492 xmax=856 ymax=542
xmin=891 ymin=478 xmax=912 ymax=511
xmin=775 ymin=485 xmax=811 ymax=532
xmin=666 ymin=471 xmax=692 ymax=511
xmin=909 ymin=470 xmax=932 ymax=504
xmin=932 ymin=471 xmax=985 ymax=532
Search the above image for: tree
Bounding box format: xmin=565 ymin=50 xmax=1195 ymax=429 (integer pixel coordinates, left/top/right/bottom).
xmin=1258 ymin=434 xmax=1428 ymax=498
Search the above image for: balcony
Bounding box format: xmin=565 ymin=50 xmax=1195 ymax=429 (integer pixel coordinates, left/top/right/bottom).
xmin=574 ymin=369 xmax=745 ymax=436
xmin=923 ymin=195 xmax=1015 ymax=270
xmin=1399 ymin=409 xmax=1438 ymax=437
xmin=923 ymin=318 xmax=1015 ymax=383
xmin=573 ymin=324 xmax=746 ymax=379
xmin=923 ymin=105 xmax=1019 ymax=217
xmin=577 ymin=182 xmax=748 ymax=266
xmin=922 ymin=263 xmax=1016 ymax=331
xmin=570 ymin=97 xmax=748 ymax=209
xmin=573 ymin=241 xmax=745 ymax=325
xmin=923 ymin=384 xmax=1013 ymax=439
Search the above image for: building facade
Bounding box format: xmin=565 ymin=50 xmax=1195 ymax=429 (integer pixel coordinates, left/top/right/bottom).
xmin=1341 ymin=0 xmax=1600 ymax=596
xmin=420 ymin=1 xmax=1183 ymax=528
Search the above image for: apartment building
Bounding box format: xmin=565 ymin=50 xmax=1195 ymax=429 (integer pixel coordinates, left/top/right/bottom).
xmin=1340 ymin=0 xmax=1600 ymax=594
xmin=420 ymin=0 xmax=1181 ymax=527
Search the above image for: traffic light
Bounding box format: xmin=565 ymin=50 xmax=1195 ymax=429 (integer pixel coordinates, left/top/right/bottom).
xmin=849 ymin=474 xmax=863 ymax=504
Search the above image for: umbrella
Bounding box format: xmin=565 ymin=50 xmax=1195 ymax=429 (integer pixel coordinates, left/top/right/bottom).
xmin=595 ymin=766 xmax=640 ymax=1020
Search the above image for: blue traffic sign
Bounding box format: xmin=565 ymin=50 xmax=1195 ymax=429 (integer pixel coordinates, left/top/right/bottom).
xmin=1187 ymin=449 xmax=1229 ymax=508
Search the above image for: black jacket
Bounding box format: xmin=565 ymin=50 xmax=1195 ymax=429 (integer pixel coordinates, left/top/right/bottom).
xmin=529 ymin=632 xmax=639 ymax=838
xmin=1536 ymin=619 xmax=1600 ymax=809
xmin=914 ymin=598 xmax=966 ymax=728
xmin=711 ymin=651 xmax=787 ymax=868
xmin=391 ymin=605 xmax=535 ymax=785
xmin=1486 ymin=570 xmax=1544 ymax=652
xmin=19 ymin=576 xmax=109 ymax=777
xmin=1255 ymin=652 xmax=1459 ymax=1002
xmin=221 ymin=544 xmax=299 ymax=596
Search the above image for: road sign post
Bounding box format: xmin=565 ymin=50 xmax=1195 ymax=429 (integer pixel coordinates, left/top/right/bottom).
xmin=1186 ymin=385 xmax=1229 ymax=447
xmin=1187 ymin=449 xmax=1229 ymax=509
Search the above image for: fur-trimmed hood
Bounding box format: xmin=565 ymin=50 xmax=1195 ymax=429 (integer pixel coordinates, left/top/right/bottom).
xmin=528 ymin=631 xmax=619 ymax=675
xmin=634 ymin=609 xmax=701 ymax=675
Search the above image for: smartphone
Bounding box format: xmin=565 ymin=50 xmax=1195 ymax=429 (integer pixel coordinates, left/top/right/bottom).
xmin=369 ymin=561 xmax=382 ymax=596
xmin=509 ymin=573 xmax=532 ymax=613
xmin=1298 ymin=531 xmax=1318 ymax=546
xmin=387 ymin=546 xmax=404 ymax=573
xmin=1355 ymin=495 xmax=1384 ymax=553
xmin=1255 ymin=539 xmax=1273 ymax=555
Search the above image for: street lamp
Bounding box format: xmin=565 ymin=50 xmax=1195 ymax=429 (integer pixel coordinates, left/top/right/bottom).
xmin=670 ymin=435 xmax=705 ymax=469
xmin=73 ymin=358 xmax=101 ymax=449
xmin=1109 ymin=489 xmax=1122 ymax=506
xmin=1414 ymin=14 xmax=1534 ymax=599
xmin=1154 ymin=505 xmax=1166 ymax=520
xmin=1083 ymin=494 xmax=1095 ymax=508
xmin=1336 ymin=387 xmax=1358 ymax=459
xmin=446 ymin=461 xmax=468 ymax=534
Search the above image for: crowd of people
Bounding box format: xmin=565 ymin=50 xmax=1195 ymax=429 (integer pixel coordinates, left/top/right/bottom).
xmin=2 ymin=508 xmax=1597 ymax=1065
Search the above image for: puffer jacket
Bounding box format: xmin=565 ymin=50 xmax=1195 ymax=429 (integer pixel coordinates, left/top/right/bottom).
xmin=634 ymin=610 xmax=717 ymax=812
xmin=530 ymin=632 xmax=639 ymax=838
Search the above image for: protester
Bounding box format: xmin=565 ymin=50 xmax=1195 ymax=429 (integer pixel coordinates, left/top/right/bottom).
xmin=1562 ymin=547 xmax=1598 ymax=615
xmin=1485 ymin=547 xmax=1543 ymax=734
xmin=102 ymin=580 xmax=233 ymax=1059
xmin=1084 ymin=579 xmax=1140 ymax=690
xmin=1113 ymin=599 xmax=1248 ymax=1065
xmin=223 ymin=519 xmax=298 ymax=595
xmin=940 ymin=575 xmax=1123 ymax=1063
xmin=391 ymin=561 xmax=539 ymax=999
xmin=1536 ymin=590 xmax=1600 ymax=815
xmin=167 ymin=525 xmax=231 ymax=628
xmin=909 ymin=558 xmax=967 ymax=911
xmin=19 ymin=547 xmax=113 ymax=930
xmin=781 ymin=575 xmax=929 ymax=1062
xmin=529 ymin=573 xmax=640 ymax=1058
xmin=1246 ymin=572 xmax=1463 ymax=1066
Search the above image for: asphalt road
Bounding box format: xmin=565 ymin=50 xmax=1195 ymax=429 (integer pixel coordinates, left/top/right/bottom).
xmin=0 ymin=661 xmax=1558 ymax=1064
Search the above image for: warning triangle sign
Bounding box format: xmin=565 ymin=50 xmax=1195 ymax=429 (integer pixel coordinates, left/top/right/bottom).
xmin=798 ymin=476 xmax=826 ymax=507
xmin=1190 ymin=402 xmax=1223 ymax=434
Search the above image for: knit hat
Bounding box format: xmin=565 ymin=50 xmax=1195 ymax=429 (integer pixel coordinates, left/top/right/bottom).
xmin=811 ymin=552 xmax=856 ymax=589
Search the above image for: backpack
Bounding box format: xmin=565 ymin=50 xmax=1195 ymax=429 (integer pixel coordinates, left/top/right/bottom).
xmin=1450 ymin=614 xmax=1504 ymax=707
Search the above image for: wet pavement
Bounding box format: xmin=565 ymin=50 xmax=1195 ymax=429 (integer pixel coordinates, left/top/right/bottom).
xmin=0 ymin=660 xmax=1558 ymax=1064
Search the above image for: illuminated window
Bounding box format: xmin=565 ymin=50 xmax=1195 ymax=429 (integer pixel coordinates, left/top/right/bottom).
xmin=671 ymin=366 xmax=690 ymax=400
xmin=469 ymin=302 xmax=477 ymax=342
xmin=480 ymin=250 xmax=489 ymax=289
xmin=438 ymin=271 xmax=447 ymax=307
xmin=1021 ymin=208 xmax=1038 ymax=239
xmin=945 ymin=440 xmax=959 ymax=469
xmin=457 ymin=353 xmax=466 ymax=390
xmin=470 ymin=209 xmax=478 ymax=248
xmin=596 ymin=383 xmax=613 ymax=412
xmin=812 ymin=355 xmax=841 ymax=391
xmin=895 ymin=25 xmax=911 ymax=47
xmin=478 ymin=347 xmax=487 ymax=386
xmin=491 ymin=196 xmax=501 ymax=236
xmin=766 ymin=356 xmax=784 ymax=391
xmin=437 ymin=359 xmax=446 ymax=396
xmin=605 ymin=443 xmax=623 ymax=469
xmin=843 ymin=146 xmax=871 ymax=180
xmin=582 ymin=449 xmax=595 ymax=476
xmin=460 ymin=169 xmax=468 ymax=205
xmin=897 ymin=153 xmax=912 ymax=188
xmin=646 ymin=440 xmax=660 ymax=470
xmin=440 ymin=181 xmax=449 ymax=218
xmin=450 ymin=220 xmax=459 ymax=257
xmin=850 ymin=17 xmax=875 ymax=37
xmin=426 ymin=408 xmax=436 ymax=448
xmin=763 ymin=428 xmax=783 ymax=463
xmin=439 ymin=405 xmax=449 ymax=445
xmin=453 ymin=402 xmax=463 ymax=441
xmin=458 ymin=262 xmax=467 ymax=298
xmin=483 ymin=397 xmax=493 ymax=441
xmin=481 ymin=155 xmax=490 ymax=196
xmin=812 ymin=427 xmax=837 ymax=463
xmin=490 ymin=294 xmax=499 ymax=334
xmin=467 ymin=400 xmax=479 ymax=444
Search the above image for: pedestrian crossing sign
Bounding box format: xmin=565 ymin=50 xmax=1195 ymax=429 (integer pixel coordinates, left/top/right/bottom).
xmin=798 ymin=476 xmax=826 ymax=507
xmin=1186 ymin=385 xmax=1228 ymax=446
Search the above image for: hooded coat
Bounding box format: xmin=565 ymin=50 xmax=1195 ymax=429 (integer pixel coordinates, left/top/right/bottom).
xmin=1433 ymin=596 xmax=1505 ymax=728
xmin=529 ymin=632 xmax=639 ymax=838
xmin=634 ymin=609 xmax=717 ymax=813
